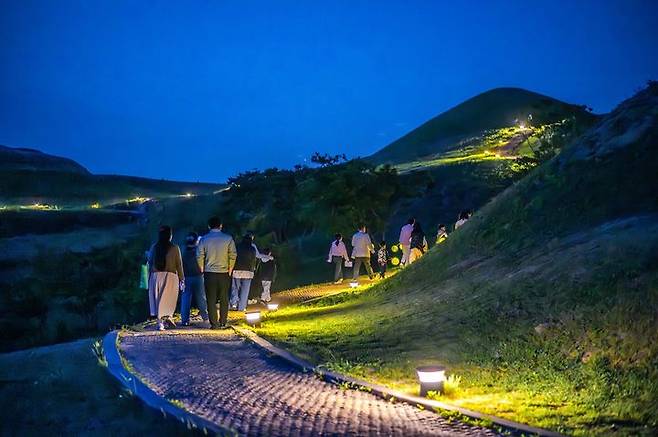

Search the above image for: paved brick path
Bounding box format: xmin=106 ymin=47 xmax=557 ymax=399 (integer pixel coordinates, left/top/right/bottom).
xmin=119 ymin=331 xmax=499 ymax=436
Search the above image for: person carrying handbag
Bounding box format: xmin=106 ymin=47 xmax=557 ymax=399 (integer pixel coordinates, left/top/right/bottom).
xmin=327 ymin=233 xmax=350 ymax=283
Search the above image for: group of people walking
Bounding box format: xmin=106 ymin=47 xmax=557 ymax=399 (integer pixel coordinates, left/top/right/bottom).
xmin=147 ymin=217 xmax=277 ymax=331
xmin=327 ymin=224 xmax=388 ymax=283
xmin=328 ymin=211 xmax=472 ymax=283
xmin=148 ymin=211 xmax=472 ymax=331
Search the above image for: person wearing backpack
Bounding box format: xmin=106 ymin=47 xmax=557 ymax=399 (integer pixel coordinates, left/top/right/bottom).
xmin=409 ymin=221 xmax=428 ymax=264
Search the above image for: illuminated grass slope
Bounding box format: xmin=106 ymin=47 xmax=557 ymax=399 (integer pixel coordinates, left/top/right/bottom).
xmin=369 ymin=87 xmax=597 ymax=165
xmin=253 ymin=84 xmax=658 ymax=436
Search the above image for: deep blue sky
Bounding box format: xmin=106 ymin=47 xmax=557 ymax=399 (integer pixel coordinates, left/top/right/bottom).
xmin=1 ymin=1 xmax=657 ymax=182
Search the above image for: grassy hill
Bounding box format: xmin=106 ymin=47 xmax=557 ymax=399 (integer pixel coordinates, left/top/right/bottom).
xmin=369 ymin=87 xmax=597 ymax=165
xmin=250 ymin=83 xmax=658 ymax=435
xmin=0 ymin=145 xmax=223 ymax=208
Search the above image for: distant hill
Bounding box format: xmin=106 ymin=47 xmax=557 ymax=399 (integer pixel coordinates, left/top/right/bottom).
xmin=0 ymin=144 xmax=224 ymax=207
xmin=0 ymin=145 xmax=90 ymax=174
xmin=369 ymin=87 xmax=598 ymax=164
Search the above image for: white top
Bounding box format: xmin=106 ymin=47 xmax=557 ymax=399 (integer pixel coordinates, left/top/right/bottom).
xmin=351 ymin=231 xmax=374 ymax=258
xmin=327 ymin=241 xmax=349 ymax=261
xmin=399 ymin=223 xmax=414 ymax=245
xmin=454 ymin=219 xmax=468 ymax=230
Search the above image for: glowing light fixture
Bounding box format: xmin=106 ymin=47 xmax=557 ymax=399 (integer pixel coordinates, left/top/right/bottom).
xmin=391 ymin=257 xmax=400 ymax=266
xmin=416 ymin=365 xmax=446 ymax=397
xmin=391 ymin=244 xmax=399 ymax=253
xmin=267 ymin=303 xmax=279 ymax=311
xmin=185 ymin=193 xmax=193 ymax=198
xmin=349 ymin=281 xmax=359 ymax=288
xmin=245 ymin=311 xmax=261 ymax=325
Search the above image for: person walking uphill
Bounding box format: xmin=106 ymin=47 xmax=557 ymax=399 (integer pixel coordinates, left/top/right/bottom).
xmin=327 ymin=233 xmax=350 ymax=283
xmin=197 ymin=217 xmax=236 ymax=329
xmin=352 ymin=224 xmax=375 ymax=280
xmin=399 ymin=218 xmax=415 ymax=266
xmin=180 ymin=232 xmax=209 ymax=326
xmin=408 ymin=221 xmax=429 ymax=264
xmin=230 ymin=234 xmax=258 ymax=311
xmin=148 ymin=225 xmax=184 ymax=331
xmin=230 ymin=233 xmax=274 ymax=310
xmin=258 ymin=248 xmax=277 ymax=304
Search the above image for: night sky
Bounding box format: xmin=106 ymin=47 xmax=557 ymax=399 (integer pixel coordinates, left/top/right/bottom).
xmin=1 ymin=1 xmax=657 ymax=182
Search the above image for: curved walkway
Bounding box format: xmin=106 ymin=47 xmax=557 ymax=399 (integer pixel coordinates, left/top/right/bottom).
xmin=118 ymin=329 xmax=499 ymax=436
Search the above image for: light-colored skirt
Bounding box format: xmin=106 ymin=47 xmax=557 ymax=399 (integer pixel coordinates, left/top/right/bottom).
xmin=149 ymin=271 xmax=180 ymax=318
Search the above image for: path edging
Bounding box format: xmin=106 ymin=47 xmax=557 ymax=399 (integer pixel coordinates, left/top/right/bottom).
xmin=102 ymin=330 xmax=232 ymax=436
xmin=233 ymin=326 xmax=564 ymax=437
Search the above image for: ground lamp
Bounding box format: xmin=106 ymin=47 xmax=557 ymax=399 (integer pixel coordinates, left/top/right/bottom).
xmin=267 ymin=303 xmax=279 ymax=311
xmin=349 ymin=281 xmax=359 ymax=288
xmin=391 ymin=257 xmax=400 ymax=266
xmin=245 ymin=311 xmax=261 ymax=326
xmin=416 ymin=365 xmax=446 ymax=397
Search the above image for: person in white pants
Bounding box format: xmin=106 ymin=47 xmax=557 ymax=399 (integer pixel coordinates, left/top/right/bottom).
xmin=258 ymin=248 xmax=276 ymax=303
xmin=399 ymin=218 xmax=415 ymax=266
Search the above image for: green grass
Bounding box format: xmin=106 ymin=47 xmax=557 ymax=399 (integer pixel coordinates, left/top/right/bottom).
xmin=369 ymin=87 xmax=596 ymax=164
xmin=0 ymin=338 xmax=197 ymax=435
xmin=247 ymin=86 xmax=658 ymax=435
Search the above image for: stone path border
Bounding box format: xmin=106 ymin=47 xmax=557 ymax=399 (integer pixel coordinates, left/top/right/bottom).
xmin=102 ymin=330 xmax=233 ymax=436
xmin=233 ymin=327 xmax=564 ymax=437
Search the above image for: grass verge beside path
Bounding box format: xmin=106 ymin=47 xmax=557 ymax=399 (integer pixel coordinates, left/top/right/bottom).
xmin=248 ymin=235 xmax=658 ymax=437
xmin=0 ymin=338 xmax=196 ymax=435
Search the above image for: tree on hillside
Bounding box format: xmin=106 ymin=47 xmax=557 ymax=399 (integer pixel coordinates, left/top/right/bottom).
xmin=310 ymin=152 xmax=347 ymax=167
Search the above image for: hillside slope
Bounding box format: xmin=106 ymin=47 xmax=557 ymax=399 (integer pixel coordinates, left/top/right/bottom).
xmin=254 ymin=83 xmax=658 ymax=435
xmin=369 ymin=87 xmax=597 ymax=164
xmin=0 ymin=144 xmax=223 ymax=207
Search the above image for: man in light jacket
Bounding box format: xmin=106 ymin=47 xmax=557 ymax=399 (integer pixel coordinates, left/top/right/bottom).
xmin=351 ymin=224 xmax=375 ymax=280
xmin=197 ymin=216 xmax=237 ymax=329
xmin=399 ymin=217 xmax=415 ymax=266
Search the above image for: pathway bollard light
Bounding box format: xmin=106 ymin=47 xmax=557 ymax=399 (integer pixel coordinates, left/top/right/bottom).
xmin=349 ymin=281 xmax=359 ymax=288
xmin=245 ymin=311 xmax=261 ymax=326
xmin=416 ymin=365 xmax=446 ymax=397
xmin=267 ymin=303 xmax=279 ymax=311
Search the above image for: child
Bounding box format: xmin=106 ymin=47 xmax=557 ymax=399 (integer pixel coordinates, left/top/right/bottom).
xmin=259 ymin=248 xmax=277 ymax=304
xmin=377 ymin=241 xmax=387 ymax=279
xmin=436 ymin=224 xmax=448 ymax=245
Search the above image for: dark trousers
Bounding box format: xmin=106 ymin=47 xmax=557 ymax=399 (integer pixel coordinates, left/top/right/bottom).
xmin=379 ymin=263 xmax=387 ymax=278
xmin=332 ymin=256 xmax=344 ymax=281
xmin=204 ymin=272 xmax=231 ymax=327
xmin=353 ymin=256 xmax=374 ymax=279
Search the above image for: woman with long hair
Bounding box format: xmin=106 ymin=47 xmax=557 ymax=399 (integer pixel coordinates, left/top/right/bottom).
xmin=408 ymin=221 xmax=428 ymax=264
xmin=327 ymin=233 xmax=350 ymax=283
xmin=148 ymin=225 xmax=184 ymax=331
